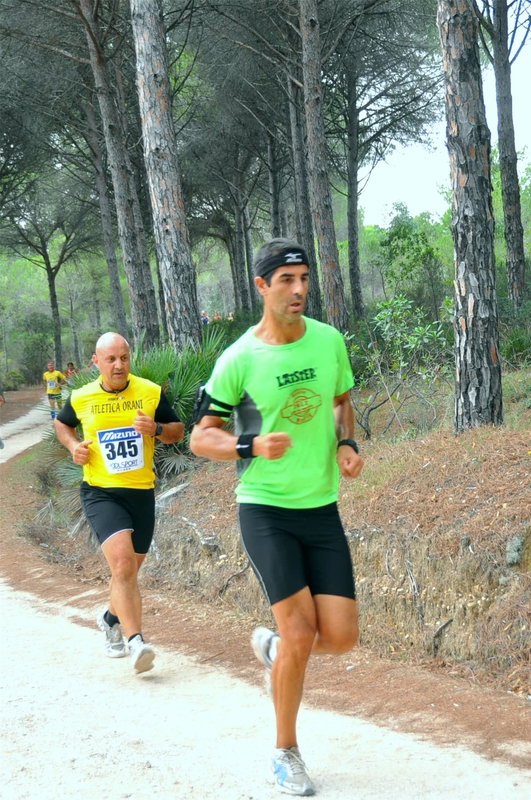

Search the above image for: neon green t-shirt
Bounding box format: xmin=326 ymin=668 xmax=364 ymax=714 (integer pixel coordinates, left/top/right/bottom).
xmin=205 ymin=317 xmax=354 ymax=508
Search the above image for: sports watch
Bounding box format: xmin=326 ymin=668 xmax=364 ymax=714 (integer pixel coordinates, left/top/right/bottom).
xmin=337 ymin=438 xmax=359 ymax=454
xmin=153 ymin=422 xmax=163 ymax=437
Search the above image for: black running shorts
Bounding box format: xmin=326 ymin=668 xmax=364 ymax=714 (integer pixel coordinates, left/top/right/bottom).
xmin=237 ymin=502 xmax=356 ymax=607
xmin=80 ymin=482 xmax=155 ymax=554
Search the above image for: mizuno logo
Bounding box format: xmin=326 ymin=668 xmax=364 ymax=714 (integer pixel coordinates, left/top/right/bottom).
xmin=284 ymin=251 xmax=303 ymax=263
xmin=98 ymin=428 xmax=139 ymax=443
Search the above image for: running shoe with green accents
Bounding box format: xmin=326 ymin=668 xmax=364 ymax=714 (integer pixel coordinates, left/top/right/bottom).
xmin=271 ymin=747 xmax=315 ymax=796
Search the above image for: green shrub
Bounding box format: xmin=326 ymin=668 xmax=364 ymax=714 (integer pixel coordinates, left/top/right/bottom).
xmin=210 ymin=309 xmax=259 ymax=345
xmin=500 ymin=327 xmax=531 ymax=368
xmin=1 ymin=369 xmax=26 ymax=391
xmin=502 ymin=369 xmax=531 ymax=408
xmin=344 ymin=297 xmax=452 ymax=439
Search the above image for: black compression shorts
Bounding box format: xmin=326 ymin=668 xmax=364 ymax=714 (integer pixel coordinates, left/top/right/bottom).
xmin=237 ymin=502 xmax=356 ymax=607
xmin=80 ymin=482 xmax=155 ymax=554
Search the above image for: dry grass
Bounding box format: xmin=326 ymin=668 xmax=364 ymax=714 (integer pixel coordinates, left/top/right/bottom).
xmin=336 ymin=422 xmax=531 ymax=694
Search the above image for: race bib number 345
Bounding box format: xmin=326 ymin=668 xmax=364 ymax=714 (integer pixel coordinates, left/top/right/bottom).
xmin=97 ymin=427 xmax=144 ymax=474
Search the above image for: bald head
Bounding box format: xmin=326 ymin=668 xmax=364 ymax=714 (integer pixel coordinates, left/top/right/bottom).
xmin=92 ymin=332 xmax=131 ymax=391
xmin=95 ymin=332 xmax=130 ymax=355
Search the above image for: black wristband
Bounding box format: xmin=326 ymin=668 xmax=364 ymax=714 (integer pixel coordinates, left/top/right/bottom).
xmin=337 ymin=438 xmax=359 ymax=454
xmin=235 ymin=433 xmax=257 ymax=459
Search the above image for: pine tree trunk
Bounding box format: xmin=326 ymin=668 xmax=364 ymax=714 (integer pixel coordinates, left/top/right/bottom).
xmin=154 ymin=252 xmax=169 ymax=343
xmin=267 ymin=133 xmax=281 ymax=238
xmin=68 ymin=293 xmax=82 ymax=369
xmin=491 ymin=0 xmax=526 ymax=312
xmin=81 ymin=91 xmax=129 ymax=340
xmin=130 ymin=0 xmax=201 ymax=349
xmin=287 ymin=75 xmax=323 ymax=322
xmin=244 ymin=204 xmax=258 ymax=313
xmin=299 ymin=0 xmax=349 ymax=331
xmin=346 ymin=67 xmax=365 ymax=321
xmin=111 ymin=50 xmax=160 ymax=342
xmin=75 ymin=0 xmax=159 ymax=350
xmin=437 ymin=0 xmax=503 ymax=432
xmin=44 ymin=258 xmax=62 ymax=371
xmin=226 ymin=229 xmax=241 ymax=311
xmin=233 ymin=199 xmax=252 ymax=314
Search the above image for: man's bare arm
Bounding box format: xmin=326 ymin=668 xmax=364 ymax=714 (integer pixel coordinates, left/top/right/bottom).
xmin=156 ymin=421 xmax=184 ymax=444
xmin=334 ymin=390 xmax=355 ymax=441
xmin=132 ymin=411 xmax=184 ymax=444
xmin=334 ymin=390 xmax=364 ymax=479
xmin=54 ymin=418 xmax=92 ymax=466
xmin=190 ymin=415 xmax=292 ymax=461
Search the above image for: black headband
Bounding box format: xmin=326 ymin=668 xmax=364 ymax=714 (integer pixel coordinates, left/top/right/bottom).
xmin=254 ymin=247 xmax=309 ymax=279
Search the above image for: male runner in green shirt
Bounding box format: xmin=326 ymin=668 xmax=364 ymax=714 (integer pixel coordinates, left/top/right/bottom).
xmin=190 ymin=238 xmax=364 ymax=796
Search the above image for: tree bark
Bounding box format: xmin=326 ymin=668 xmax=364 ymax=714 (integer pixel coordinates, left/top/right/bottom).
xmin=154 ymin=251 xmax=169 ymax=343
xmin=490 ymin=0 xmax=526 ymax=312
xmin=67 ymin=292 xmax=82 ymax=369
xmin=74 ymin=0 xmax=160 ymax=350
xmin=130 ymin=0 xmax=201 ymax=349
xmin=111 ymin=48 xmax=159 ymax=334
xmin=346 ymin=64 xmax=365 ymax=321
xmin=437 ymin=0 xmax=503 ymax=432
xmin=299 ymin=0 xmax=349 ymax=331
xmin=267 ymin=132 xmax=282 ymax=238
xmin=244 ymin=204 xmax=258 ymax=313
xmin=81 ymin=90 xmax=129 ymax=340
xmin=43 ymin=255 xmax=62 ymax=371
xmin=233 ymin=197 xmax=252 ymax=314
xmin=287 ymin=74 xmax=323 ymax=322
xmin=225 ymin=226 xmax=240 ymax=311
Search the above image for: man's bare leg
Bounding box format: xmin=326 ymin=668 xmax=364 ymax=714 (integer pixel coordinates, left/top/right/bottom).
xmin=101 ymin=531 xmax=154 ymax=672
xmin=101 ymin=530 xmax=145 ymax=639
xmin=270 ymin=589 xmax=359 ymax=748
xmin=311 ymin=594 xmax=359 ymax=654
xmin=270 ymin=588 xmax=317 ymax=748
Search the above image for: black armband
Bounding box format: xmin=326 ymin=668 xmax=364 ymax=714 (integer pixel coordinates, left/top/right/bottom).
xmin=235 ymin=434 xmax=257 ymax=459
xmin=192 ymin=384 xmax=233 ymax=424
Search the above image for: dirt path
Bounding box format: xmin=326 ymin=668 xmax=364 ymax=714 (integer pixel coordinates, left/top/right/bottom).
xmin=2 ymin=580 xmax=531 ymax=800
xmin=0 ymin=387 xmax=51 ymax=464
xmin=1 ymin=391 xmax=531 ymax=798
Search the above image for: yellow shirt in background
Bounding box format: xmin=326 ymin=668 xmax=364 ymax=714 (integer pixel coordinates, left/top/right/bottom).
xmin=43 ymin=370 xmax=65 ymax=395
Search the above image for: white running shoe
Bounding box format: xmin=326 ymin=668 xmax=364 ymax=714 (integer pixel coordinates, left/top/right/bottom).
xmin=251 ymin=626 xmax=279 ymax=694
xmin=97 ymin=610 xmax=126 ymax=658
xmin=271 ymin=747 xmax=315 ymax=796
xmin=128 ymin=635 xmax=155 ymax=673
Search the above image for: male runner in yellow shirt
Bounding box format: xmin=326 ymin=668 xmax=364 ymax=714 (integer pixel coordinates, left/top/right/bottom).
xmin=55 ymin=332 xmax=184 ymax=673
xmin=42 ymin=360 xmax=65 ymax=420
